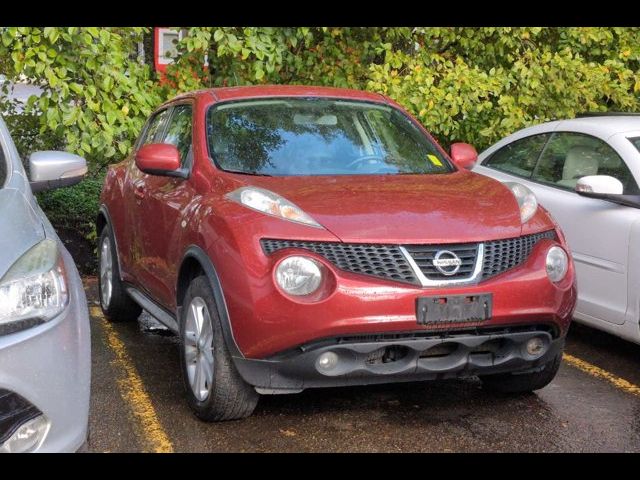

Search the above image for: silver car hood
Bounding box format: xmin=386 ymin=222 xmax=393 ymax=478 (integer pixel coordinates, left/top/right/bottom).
xmin=0 ymin=188 xmax=44 ymax=279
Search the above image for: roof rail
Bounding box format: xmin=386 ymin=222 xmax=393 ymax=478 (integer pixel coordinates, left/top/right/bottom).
xmin=576 ymin=112 xmax=640 ymax=118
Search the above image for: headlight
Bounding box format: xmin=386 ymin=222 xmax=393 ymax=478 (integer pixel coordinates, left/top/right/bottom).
xmin=505 ymin=182 xmax=538 ymax=224
xmin=227 ymin=186 xmax=322 ymax=228
xmin=546 ymin=246 xmax=568 ymax=283
xmin=275 ymin=256 xmax=323 ymax=296
xmin=0 ymin=239 xmax=68 ymax=333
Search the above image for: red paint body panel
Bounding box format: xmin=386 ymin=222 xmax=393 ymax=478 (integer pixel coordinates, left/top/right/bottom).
xmin=100 ymin=86 xmax=577 ymax=360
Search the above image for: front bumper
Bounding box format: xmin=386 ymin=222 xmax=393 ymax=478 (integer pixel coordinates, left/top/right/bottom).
xmin=234 ymin=326 xmax=565 ymax=391
xmin=216 ymin=234 xmax=576 ymax=359
xmin=0 ymin=247 xmax=90 ymax=452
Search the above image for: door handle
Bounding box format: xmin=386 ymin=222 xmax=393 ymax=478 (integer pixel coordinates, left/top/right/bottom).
xmin=133 ymin=184 xmax=145 ymax=200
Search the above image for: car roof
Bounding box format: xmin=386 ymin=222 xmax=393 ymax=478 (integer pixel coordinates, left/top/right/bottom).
xmin=554 ymin=115 xmax=640 ymax=138
xmin=170 ymin=85 xmax=388 ymax=105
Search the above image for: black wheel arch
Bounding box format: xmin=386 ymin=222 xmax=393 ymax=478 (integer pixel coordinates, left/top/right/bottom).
xmin=177 ymin=245 xmax=244 ymax=359
xmin=96 ymin=205 xmax=124 ymax=281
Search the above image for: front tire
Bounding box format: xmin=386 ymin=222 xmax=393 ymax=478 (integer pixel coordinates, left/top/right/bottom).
xmin=480 ymin=350 xmax=563 ymax=394
xmin=180 ymin=275 xmax=259 ymax=421
xmin=98 ymin=226 xmax=142 ymax=322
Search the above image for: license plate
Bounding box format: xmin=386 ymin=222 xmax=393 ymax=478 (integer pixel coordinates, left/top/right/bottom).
xmin=416 ymin=294 xmax=492 ymax=325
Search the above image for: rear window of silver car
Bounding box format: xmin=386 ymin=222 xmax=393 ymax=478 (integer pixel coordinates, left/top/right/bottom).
xmin=630 ymin=137 xmax=640 ymax=153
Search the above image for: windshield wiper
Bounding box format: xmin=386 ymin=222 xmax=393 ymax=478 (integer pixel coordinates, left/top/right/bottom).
xmin=225 ymin=169 xmax=273 ymax=177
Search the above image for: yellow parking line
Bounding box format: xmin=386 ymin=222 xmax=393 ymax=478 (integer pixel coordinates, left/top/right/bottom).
xmin=91 ymin=306 xmax=174 ymax=453
xmin=563 ymin=353 xmax=640 ymax=398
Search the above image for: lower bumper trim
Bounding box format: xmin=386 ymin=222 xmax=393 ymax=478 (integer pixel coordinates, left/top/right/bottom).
xmin=233 ymin=329 xmax=564 ymax=392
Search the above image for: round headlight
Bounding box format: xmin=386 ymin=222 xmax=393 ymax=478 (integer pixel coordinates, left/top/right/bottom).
xmin=275 ymin=256 xmax=323 ymax=296
xmin=546 ymin=246 xmax=568 ymax=283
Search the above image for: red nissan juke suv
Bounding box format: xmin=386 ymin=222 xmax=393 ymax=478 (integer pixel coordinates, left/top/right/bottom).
xmin=98 ymin=86 xmax=577 ymax=421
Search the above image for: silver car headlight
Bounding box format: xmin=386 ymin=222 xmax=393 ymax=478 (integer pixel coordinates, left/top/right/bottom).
xmin=227 ymin=186 xmax=323 ymax=228
xmin=546 ymin=246 xmax=568 ymax=283
xmin=0 ymin=239 xmax=69 ymax=333
xmin=505 ymin=182 xmax=538 ymax=224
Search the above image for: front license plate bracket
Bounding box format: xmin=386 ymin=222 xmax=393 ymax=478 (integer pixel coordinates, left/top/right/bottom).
xmin=416 ymin=294 xmax=492 ymax=325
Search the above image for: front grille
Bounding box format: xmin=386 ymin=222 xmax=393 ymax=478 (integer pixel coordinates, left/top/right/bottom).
xmin=261 ymin=230 xmax=556 ymax=286
xmin=483 ymin=230 xmax=556 ymax=279
xmin=261 ymin=239 xmax=418 ymax=284
xmin=404 ymin=243 xmax=479 ymax=280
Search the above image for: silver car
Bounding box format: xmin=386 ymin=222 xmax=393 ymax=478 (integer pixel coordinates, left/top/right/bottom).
xmin=0 ymin=116 xmax=90 ymax=452
xmin=473 ymin=114 xmax=640 ymax=345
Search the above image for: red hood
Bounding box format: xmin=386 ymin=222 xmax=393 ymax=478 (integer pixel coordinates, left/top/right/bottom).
xmin=243 ymin=171 xmax=525 ymax=244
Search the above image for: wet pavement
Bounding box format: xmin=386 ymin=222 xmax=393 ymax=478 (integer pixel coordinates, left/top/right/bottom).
xmin=84 ymin=277 xmax=640 ymax=452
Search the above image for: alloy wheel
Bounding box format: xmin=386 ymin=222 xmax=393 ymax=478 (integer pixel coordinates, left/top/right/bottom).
xmin=99 ymin=236 xmax=113 ymax=309
xmin=184 ymin=297 xmax=215 ymax=401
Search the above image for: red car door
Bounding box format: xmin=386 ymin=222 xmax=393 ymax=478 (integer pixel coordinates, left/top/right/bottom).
xmin=135 ymin=103 xmax=196 ymax=308
xmin=121 ymin=107 xmax=172 ymax=289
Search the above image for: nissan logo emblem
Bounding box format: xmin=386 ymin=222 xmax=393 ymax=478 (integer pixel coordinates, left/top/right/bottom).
xmin=432 ymin=250 xmax=463 ymax=276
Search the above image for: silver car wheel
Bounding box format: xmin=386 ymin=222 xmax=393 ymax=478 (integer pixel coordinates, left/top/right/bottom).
xmin=99 ymin=236 xmax=113 ymax=309
xmin=184 ymin=297 xmax=215 ymax=402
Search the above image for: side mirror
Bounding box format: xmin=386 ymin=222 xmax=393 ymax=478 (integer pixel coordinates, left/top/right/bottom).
xmin=29 ymin=151 xmax=87 ymax=193
xmin=576 ymin=175 xmax=624 ymax=196
xmin=450 ymin=142 xmax=478 ymax=170
xmin=135 ymin=144 xmax=187 ymax=178
xmin=574 ymin=175 xmax=640 ymax=208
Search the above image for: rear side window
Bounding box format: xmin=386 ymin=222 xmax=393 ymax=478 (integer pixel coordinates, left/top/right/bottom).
xmin=140 ymin=109 xmax=170 ymax=146
xmin=484 ymin=134 xmax=550 ymax=178
xmin=630 ymin=137 xmax=640 ymax=153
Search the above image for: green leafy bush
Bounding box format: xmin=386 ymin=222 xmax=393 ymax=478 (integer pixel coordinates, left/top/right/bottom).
xmin=1 ymin=26 xmax=639 ymax=249
xmin=36 ymin=173 xmax=104 ymax=241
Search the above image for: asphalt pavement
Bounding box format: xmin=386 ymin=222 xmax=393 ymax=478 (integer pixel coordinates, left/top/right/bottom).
xmin=83 ymin=277 xmax=640 ymax=453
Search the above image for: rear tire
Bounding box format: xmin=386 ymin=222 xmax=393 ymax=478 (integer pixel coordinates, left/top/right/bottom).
xmin=180 ymin=275 xmax=259 ymax=421
xmin=98 ymin=226 xmax=142 ymax=322
xmin=480 ymin=350 xmax=563 ymax=394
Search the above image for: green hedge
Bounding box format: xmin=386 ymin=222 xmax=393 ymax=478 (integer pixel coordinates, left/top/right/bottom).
xmin=1 ymin=27 xmax=638 ymax=243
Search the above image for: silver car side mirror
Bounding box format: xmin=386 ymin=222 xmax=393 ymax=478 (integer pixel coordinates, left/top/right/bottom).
xmin=576 ymin=175 xmax=624 ymax=195
xmin=29 ymin=151 xmax=88 ymax=193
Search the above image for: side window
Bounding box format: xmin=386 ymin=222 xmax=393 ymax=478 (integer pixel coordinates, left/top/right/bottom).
xmin=160 ymin=105 xmax=193 ymax=167
xmin=140 ymin=109 xmax=170 ymax=147
xmin=533 ymin=132 xmax=639 ymax=194
xmin=484 ymin=134 xmax=550 ymax=178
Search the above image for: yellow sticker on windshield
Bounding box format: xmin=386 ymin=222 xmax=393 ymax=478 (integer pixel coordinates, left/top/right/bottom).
xmin=428 ymin=154 xmax=443 ymax=167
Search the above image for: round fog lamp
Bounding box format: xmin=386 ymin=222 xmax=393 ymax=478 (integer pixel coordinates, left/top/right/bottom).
xmin=546 ymin=246 xmax=568 ymax=283
xmin=526 ymin=337 xmax=546 ymax=357
xmin=0 ymin=414 xmax=50 ymax=453
xmin=275 ymin=256 xmax=322 ymax=296
xmin=316 ymin=351 xmax=339 ymax=372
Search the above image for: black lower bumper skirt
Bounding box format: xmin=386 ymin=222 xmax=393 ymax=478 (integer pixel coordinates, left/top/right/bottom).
xmin=233 ymin=329 xmax=564 ymax=393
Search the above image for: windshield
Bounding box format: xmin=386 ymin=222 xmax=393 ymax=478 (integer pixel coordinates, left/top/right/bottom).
xmin=206 ymin=98 xmax=453 ymax=176
xmin=630 ymin=137 xmax=640 ymax=154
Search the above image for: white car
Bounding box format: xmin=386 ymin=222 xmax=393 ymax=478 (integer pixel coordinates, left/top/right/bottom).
xmin=473 ymin=114 xmax=640 ymax=344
